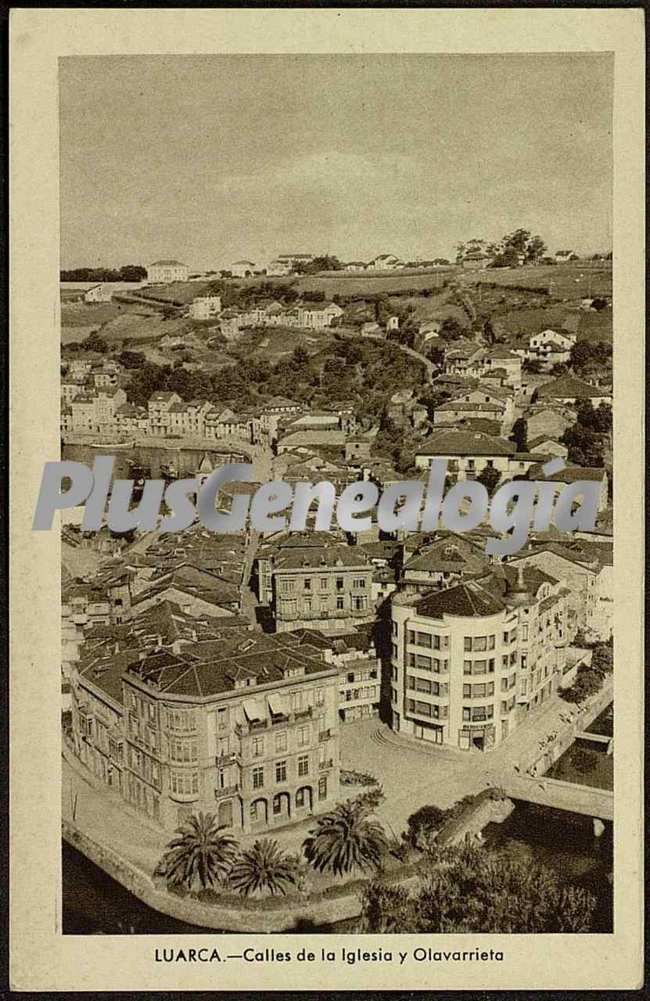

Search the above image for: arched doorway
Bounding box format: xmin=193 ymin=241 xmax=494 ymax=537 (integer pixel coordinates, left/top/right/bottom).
xmin=272 ymin=791 xmax=291 ymax=823
xmin=295 ymin=786 xmax=313 ymax=814
xmin=218 ymin=799 xmax=234 ymax=828
xmin=249 ymin=797 xmax=268 ymax=831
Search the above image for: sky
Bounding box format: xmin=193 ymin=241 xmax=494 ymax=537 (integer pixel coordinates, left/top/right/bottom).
xmin=59 ymin=53 xmax=613 ymax=271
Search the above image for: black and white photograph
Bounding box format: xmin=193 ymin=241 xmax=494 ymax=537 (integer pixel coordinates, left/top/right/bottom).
xmin=59 ymin=51 xmax=615 ymax=937
xmin=8 ymin=7 xmax=644 ymax=993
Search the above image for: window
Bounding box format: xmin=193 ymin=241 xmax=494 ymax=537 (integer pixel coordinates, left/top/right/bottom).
xmin=315 ymin=687 xmax=325 ymax=706
xmin=407 ymin=630 xmax=415 ymax=644
xmin=464 ymin=637 xmax=472 ymax=652
xmin=474 ymin=636 xmax=487 ymax=652
xmin=275 ymin=760 xmax=287 ymax=783
xmin=521 ymin=625 xmax=529 ymax=641
xmin=353 ymin=578 xmax=367 ymax=589
xmin=336 ymin=596 xmax=344 ymax=610
xmin=488 ymin=635 xmax=496 ymax=649
xmin=252 ymin=736 xmax=264 ymax=758
xmin=252 ymin=766 xmax=264 ymax=789
xmin=298 ymin=725 xmax=309 ymax=747
xmin=336 ymin=577 xmax=344 ymax=591
xmin=320 ymin=578 xmax=328 ymax=590
xmin=463 ymin=660 xmax=472 ymax=675
xmin=415 ymin=654 xmax=432 ymax=670
xmin=298 ymin=755 xmax=309 ymax=776
xmin=170 ymin=770 xmax=199 ymax=796
xmin=296 ymin=787 xmax=308 ymax=807
xmin=416 ymin=631 xmax=432 ymax=648
xmin=304 ymin=578 xmax=311 ymax=591
xmin=216 ymin=707 xmax=228 ymax=731
xmin=318 ymin=776 xmax=327 ymax=800
xmin=170 ymin=738 xmax=198 ymax=763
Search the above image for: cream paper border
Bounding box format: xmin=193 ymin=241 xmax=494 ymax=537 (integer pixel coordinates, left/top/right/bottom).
xmin=9 ymin=7 xmax=644 ymax=991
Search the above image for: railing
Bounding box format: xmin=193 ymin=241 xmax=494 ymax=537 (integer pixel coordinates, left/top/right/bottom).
xmin=294 ymin=707 xmax=313 ymax=720
xmin=214 ymin=784 xmax=240 ymax=800
xmin=215 ymin=751 xmax=240 ymax=766
xmin=318 ymin=729 xmax=331 ymax=741
xmin=319 ymin=759 xmax=334 ymax=770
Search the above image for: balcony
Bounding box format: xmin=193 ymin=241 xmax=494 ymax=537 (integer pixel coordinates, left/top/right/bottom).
xmin=294 ymin=706 xmax=313 ymax=720
xmin=318 ymin=758 xmax=334 ymax=770
xmin=318 ymin=729 xmax=331 ymax=741
xmin=214 ymin=784 xmax=240 ymax=800
xmin=215 ymin=751 xmax=239 ymax=766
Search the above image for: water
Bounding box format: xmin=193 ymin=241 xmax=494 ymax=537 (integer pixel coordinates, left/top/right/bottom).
xmin=546 ymin=743 xmax=613 ymax=791
xmin=63 ymin=798 xmax=613 ymax=934
xmin=586 ymin=704 xmax=614 ymax=737
xmin=545 ymin=702 xmax=613 ymax=791
xmin=63 ymin=443 xmax=247 ymax=480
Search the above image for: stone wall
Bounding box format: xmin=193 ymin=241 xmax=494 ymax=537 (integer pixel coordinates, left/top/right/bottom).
xmin=62 ymin=820 xmax=420 ymax=933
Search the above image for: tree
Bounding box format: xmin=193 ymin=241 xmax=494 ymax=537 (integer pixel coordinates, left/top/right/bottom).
xmin=118 ymin=349 xmax=146 ymax=369
xmin=561 ymin=423 xmax=605 ymax=467
xmin=510 ymin=417 xmax=528 ymax=452
xmin=404 ymin=804 xmax=446 ymax=851
xmin=119 ymin=264 xmax=147 ymax=282
xmin=438 ymin=317 xmax=466 ymax=342
xmin=154 ymin=812 xmax=239 ymax=891
xmin=359 ymin=844 xmax=597 ymax=933
xmin=228 ymin=839 xmax=297 ymax=897
xmin=476 ymin=465 xmax=501 ymax=496
xmin=482 ymin=317 xmax=497 ymax=346
xmin=84 ymin=331 xmax=108 ymax=353
xmin=290 ymin=345 xmax=310 ymax=369
xmin=303 ymin=798 xmax=388 ymax=876
xmin=525 ymin=234 xmax=547 ymax=263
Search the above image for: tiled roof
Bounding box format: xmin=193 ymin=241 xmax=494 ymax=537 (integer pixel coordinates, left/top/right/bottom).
xmin=416 ymin=428 xmax=515 ymax=457
xmin=536 ymin=375 xmax=607 ymax=400
xmin=414 ymin=580 xmax=505 ymax=618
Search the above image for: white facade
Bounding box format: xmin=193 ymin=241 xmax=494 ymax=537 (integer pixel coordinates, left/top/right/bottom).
xmin=189 ymin=295 xmax=222 ymax=320
xmin=147 ymin=261 xmax=189 ymax=284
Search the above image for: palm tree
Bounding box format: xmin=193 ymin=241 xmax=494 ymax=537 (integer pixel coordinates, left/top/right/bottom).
xmin=229 ymin=838 xmax=297 ymax=897
xmin=154 ymin=812 xmax=239 ymax=891
xmin=303 ymin=798 xmax=388 ymax=876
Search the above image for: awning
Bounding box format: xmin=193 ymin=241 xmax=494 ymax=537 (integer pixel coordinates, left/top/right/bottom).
xmin=243 ymin=699 xmax=263 ymax=722
xmin=267 ymin=693 xmax=286 ymax=716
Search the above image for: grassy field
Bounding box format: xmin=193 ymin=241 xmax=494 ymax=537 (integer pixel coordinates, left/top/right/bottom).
xmin=60 ymin=302 xmax=123 ymax=326
xmin=136 ymin=281 xmax=213 ymax=305
xmin=460 ymin=263 xmax=612 ymax=300
xmin=228 ymin=324 xmax=339 ymax=364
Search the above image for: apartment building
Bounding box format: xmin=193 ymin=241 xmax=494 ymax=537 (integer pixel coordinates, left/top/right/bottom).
xmin=69 ymin=386 xmax=127 ymax=434
xmin=147 ymin=260 xmax=189 ymax=284
xmin=147 ymin=391 xmax=183 ymax=435
xmin=256 ymin=540 xmax=374 ymax=634
xmin=389 ymin=567 xmax=569 ymax=751
xmin=414 ymin=428 xmax=518 ymax=480
xmin=294 ymin=627 xmax=381 ymax=722
xmin=69 ymin=626 xmax=340 ymax=831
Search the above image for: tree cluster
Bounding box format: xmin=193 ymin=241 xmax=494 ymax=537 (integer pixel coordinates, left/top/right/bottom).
xmin=359 ymin=843 xmax=597 ymax=933
xmin=561 ymin=401 xmax=612 ymax=467
xmin=61 ymin=265 xmax=147 ymax=282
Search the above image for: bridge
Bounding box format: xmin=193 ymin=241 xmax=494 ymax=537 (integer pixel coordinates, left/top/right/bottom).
xmin=504 ymin=774 xmax=613 ymax=822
